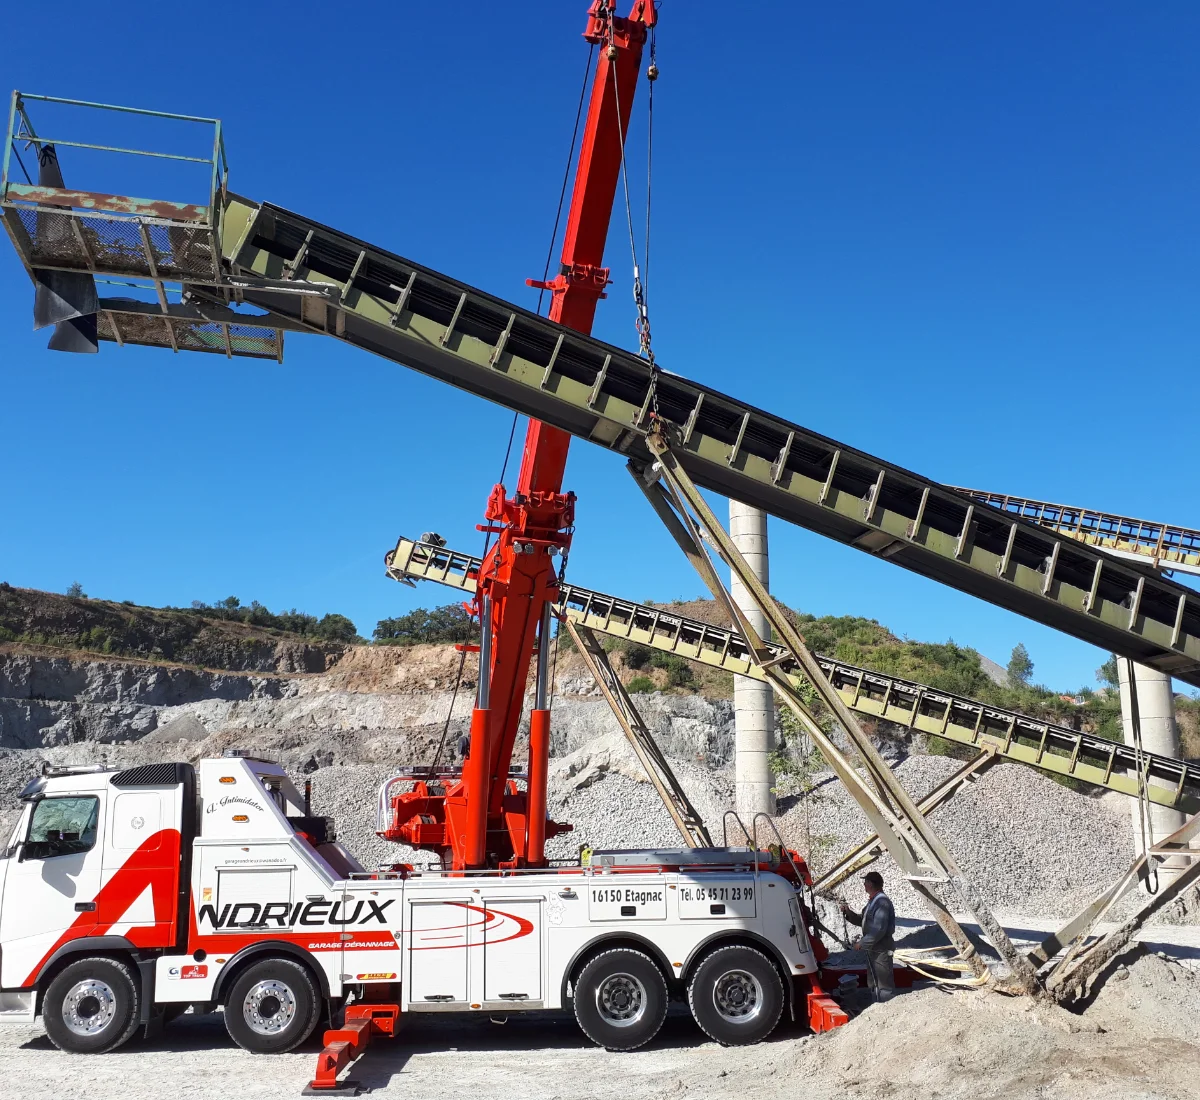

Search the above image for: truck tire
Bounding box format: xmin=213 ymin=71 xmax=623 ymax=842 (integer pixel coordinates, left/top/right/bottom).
xmin=572 ymin=948 xmax=667 ymax=1051
xmin=687 ymin=944 xmax=783 ymax=1046
xmin=223 ymin=957 xmax=321 ymax=1054
xmin=42 ymin=956 xmax=141 ymax=1054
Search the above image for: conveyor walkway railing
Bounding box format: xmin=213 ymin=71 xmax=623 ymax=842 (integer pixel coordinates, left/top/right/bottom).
xmin=952 ymin=488 xmax=1200 ymax=578
xmin=386 ymin=535 xmax=1200 ymax=816
xmin=4 ymin=96 xmax=1199 ymax=685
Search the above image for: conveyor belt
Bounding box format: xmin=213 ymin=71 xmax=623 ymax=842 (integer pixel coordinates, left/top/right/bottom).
xmin=952 ymin=488 xmax=1200 ymax=578
xmin=6 ymin=116 xmax=1200 ymax=684
xmin=386 ymin=536 xmax=1200 ymax=814
xmin=215 ymin=198 xmax=1200 ymax=687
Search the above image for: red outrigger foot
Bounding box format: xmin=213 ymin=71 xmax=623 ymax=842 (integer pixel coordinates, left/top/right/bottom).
xmin=302 ymin=1003 xmax=401 ymax=1096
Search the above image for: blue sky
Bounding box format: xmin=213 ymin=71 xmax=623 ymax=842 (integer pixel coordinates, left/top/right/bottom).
xmin=2 ymin=3 xmax=1197 ymax=692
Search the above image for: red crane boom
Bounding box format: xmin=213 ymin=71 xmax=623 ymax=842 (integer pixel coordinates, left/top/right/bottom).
xmin=382 ymin=1 xmax=658 ymax=869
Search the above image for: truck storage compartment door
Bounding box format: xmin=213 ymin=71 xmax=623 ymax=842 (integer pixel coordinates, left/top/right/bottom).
xmin=215 ymin=866 xmax=294 ymax=931
xmin=482 ymin=898 xmax=542 ymax=1006
xmin=407 ymin=900 xmax=470 ymax=1007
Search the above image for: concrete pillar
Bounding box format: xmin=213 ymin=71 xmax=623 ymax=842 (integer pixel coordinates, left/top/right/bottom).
xmin=1117 ymin=660 xmax=1187 ymax=883
xmin=729 ymin=501 xmax=775 ymax=818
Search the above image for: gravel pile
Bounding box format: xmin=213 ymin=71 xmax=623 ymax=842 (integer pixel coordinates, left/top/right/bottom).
xmin=773 ymin=754 xmax=1134 ymax=918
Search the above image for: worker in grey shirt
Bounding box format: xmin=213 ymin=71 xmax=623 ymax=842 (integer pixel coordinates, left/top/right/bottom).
xmin=840 ymin=871 xmax=896 ymax=1001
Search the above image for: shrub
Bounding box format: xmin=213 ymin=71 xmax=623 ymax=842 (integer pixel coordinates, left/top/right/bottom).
xmin=623 ymin=644 xmax=654 ymax=670
xmin=626 ymin=675 xmax=656 ymax=694
xmin=665 ymin=661 xmax=695 ymax=689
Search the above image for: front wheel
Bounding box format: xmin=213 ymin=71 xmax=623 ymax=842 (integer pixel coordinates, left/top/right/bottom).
xmin=42 ymin=956 xmax=141 ymax=1053
xmin=572 ymin=948 xmax=668 ymax=1051
xmin=687 ymin=944 xmax=783 ymax=1046
xmin=223 ymin=957 xmax=321 ymax=1054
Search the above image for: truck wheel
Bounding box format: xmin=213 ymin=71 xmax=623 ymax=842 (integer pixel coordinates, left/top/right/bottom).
xmin=573 ymin=948 xmax=667 ymax=1051
xmin=42 ymin=956 xmax=141 ymax=1054
xmin=223 ymin=957 xmax=320 ymax=1054
xmin=687 ymin=944 xmax=783 ymax=1046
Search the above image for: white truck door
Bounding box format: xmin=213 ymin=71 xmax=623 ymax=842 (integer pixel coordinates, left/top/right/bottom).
xmin=100 ymin=789 xmax=175 ymax=943
xmin=481 ymin=898 xmax=542 ymax=1006
xmin=0 ymin=794 xmax=105 ymax=988
xmin=407 ymin=900 xmax=471 ymax=1007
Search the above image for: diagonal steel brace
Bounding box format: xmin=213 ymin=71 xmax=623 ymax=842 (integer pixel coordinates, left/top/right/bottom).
xmin=814 ymin=748 xmax=998 ymax=893
xmin=636 ymin=425 xmax=1041 ymax=994
xmin=564 ymin=618 xmax=713 ymax=849
xmin=1035 ymin=811 xmax=1200 ymax=1001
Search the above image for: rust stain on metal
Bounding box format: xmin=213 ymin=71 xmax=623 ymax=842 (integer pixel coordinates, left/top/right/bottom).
xmin=4 ymin=184 xmax=209 ymax=223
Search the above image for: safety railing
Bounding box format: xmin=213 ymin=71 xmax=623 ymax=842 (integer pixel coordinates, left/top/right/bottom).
xmin=951 ymin=488 xmax=1200 ymax=577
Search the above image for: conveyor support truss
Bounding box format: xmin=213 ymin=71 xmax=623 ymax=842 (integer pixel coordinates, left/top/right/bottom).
xmin=386 ymin=536 xmax=1200 ymax=816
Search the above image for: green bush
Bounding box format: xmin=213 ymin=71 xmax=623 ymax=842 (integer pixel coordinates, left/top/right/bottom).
xmin=626 ymin=675 xmax=656 ymax=694
xmin=623 ymin=643 xmax=654 ymax=670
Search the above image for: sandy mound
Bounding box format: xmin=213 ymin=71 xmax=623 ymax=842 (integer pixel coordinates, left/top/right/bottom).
xmin=784 ymin=948 xmax=1200 ymax=1100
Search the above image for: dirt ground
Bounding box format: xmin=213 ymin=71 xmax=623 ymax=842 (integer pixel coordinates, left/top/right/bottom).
xmin=2 ymin=940 xmax=1198 ymax=1100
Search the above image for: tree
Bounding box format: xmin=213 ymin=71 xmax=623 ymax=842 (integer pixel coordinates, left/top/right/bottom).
xmin=65 ymin=582 xmax=86 ymax=599
xmin=373 ymin=603 xmax=476 ymax=646
xmin=1096 ymin=654 xmax=1120 ymax=691
xmin=1007 ymin=643 xmax=1033 ymax=687
xmin=314 ymin=613 xmax=359 ymax=643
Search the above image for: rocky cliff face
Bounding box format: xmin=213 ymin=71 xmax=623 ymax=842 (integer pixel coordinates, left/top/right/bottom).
xmin=0 ymin=650 xmax=296 ymax=748
xmin=0 ymin=644 xmax=735 ymax=762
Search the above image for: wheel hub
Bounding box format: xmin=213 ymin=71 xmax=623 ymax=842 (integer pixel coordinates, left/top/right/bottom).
xmin=243 ymin=979 xmax=297 ymax=1036
xmin=596 ymin=972 xmax=646 ymax=1027
xmin=63 ymin=979 xmax=117 ymax=1037
xmin=713 ymin=969 xmax=762 ymax=1023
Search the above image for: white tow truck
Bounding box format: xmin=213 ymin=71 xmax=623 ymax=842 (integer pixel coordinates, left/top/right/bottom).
xmin=0 ymin=753 xmax=823 ymax=1058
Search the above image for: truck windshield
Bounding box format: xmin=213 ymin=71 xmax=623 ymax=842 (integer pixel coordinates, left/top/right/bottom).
xmin=25 ymin=796 xmax=100 ymax=859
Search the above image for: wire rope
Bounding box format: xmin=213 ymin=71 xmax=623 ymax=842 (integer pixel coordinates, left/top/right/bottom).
xmin=429 ymin=42 xmax=600 ymax=778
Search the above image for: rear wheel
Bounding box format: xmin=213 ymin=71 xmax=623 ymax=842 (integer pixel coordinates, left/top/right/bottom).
xmin=42 ymin=956 xmax=141 ymax=1053
xmin=572 ymin=948 xmax=668 ymax=1051
xmin=223 ymin=957 xmax=320 ymax=1054
xmin=687 ymin=945 xmax=783 ymax=1046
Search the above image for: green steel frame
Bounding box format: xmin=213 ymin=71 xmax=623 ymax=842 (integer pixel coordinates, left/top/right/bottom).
xmin=385 ymin=535 xmax=1200 ymax=815
xmin=201 ymin=195 xmax=1200 ymax=686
